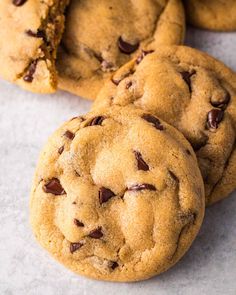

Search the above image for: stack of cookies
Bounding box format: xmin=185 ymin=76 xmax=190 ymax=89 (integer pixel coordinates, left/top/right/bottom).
xmin=1 ymin=0 xmax=235 ymax=282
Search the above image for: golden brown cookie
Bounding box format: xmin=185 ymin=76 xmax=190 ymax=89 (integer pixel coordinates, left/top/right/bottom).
xmin=184 ymin=0 xmax=236 ymax=31
xmin=30 ymin=106 xmax=204 ymax=282
xmin=0 ymin=0 xmax=69 ymax=93
xmin=57 ymin=0 xmax=185 ymax=100
xmin=93 ymin=46 xmax=236 ymax=205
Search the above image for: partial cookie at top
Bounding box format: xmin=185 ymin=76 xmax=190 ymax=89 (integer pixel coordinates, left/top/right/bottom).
xmin=30 ymin=106 xmax=204 ymax=282
xmin=0 ymin=0 xmax=69 ymax=93
xmin=184 ymin=0 xmax=236 ymax=31
xmin=57 ymin=0 xmax=185 ymax=100
xmin=93 ymin=46 xmax=236 ymax=205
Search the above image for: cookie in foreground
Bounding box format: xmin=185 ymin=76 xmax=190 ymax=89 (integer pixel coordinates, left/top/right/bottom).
xmin=94 ymin=46 xmax=236 ymax=205
xmin=30 ymin=106 xmax=204 ymax=282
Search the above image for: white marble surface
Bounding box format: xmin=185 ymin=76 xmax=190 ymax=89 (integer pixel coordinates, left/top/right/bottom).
xmin=0 ymin=27 xmax=236 ymax=295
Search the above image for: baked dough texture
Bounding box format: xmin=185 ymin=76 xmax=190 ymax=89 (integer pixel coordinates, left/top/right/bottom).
xmin=184 ymin=0 xmax=236 ymax=31
xmin=57 ymin=0 xmax=185 ymax=100
xmin=30 ymin=105 xmax=204 ymax=282
xmin=0 ymin=0 xmax=69 ymax=93
xmin=94 ymin=46 xmax=236 ymax=205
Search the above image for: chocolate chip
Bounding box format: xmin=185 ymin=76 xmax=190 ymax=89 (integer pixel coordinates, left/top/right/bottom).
xmin=87 ymin=116 xmax=105 ymax=126
xmin=13 ymin=0 xmax=27 ymax=6
xmin=186 ymin=149 xmax=191 ymax=155
xmin=26 ymin=29 xmax=46 ymax=41
xmin=88 ymin=227 xmax=103 ymax=239
xmin=74 ymin=219 xmax=84 ymax=227
xmin=211 ymin=91 xmax=230 ymax=110
xmin=99 ymin=187 xmax=115 ymax=204
xmin=134 ymin=151 xmax=149 ymax=171
xmin=191 ymin=133 xmax=209 ymax=151
xmin=142 ymin=114 xmax=164 ymax=131
xmin=109 ymin=261 xmax=119 ymax=270
xmin=64 ymin=130 xmax=75 ymax=140
xmin=70 ymin=242 xmax=83 ymax=253
xmin=72 ymin=201 xmax=77 ymax=205
xmin=118 ymin=36 xmax=139 ymax=54
xmin=180 ymin=70 xmax=196 ymax=92
xmin=75 ymin=171 xmax=80 ymax=177
xmin=136 ymin=50 xmax=154 ymax=64
xmin=169 ymin=170 xmax=179 ymax=182
xmin=101 ymin=60 xmax=115 ymax=71
xmin=207 ymin=109 xmax=224 ymax=129
xmin=179 ymin=212 xmax=197 ymax=224
xmin=126 ymin=81 xmax=133 ymax=89
xmin=128 ymin=184 xmax=156 ymax=192
xmin=111 ymin=78 xmax=120 ymax=86
xmin=58 ymin=146 xmax=64 ymax=154
xmin=43 ymin=178 xmax=65 ymax=195
xmin=23 ymin=60 xmax=38 ymax=82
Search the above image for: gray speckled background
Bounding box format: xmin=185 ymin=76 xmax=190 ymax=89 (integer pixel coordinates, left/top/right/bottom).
xmin=0 ymin=27 xmax=236 ymax=295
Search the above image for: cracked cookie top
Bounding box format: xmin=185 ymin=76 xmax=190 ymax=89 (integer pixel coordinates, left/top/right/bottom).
xmin=57 ymin=0 xmax=185 ymax=99
xmin=30 ymin=105 xmax=204 ymax=282
xmin=0 ymin=0 xmax=69 ymax=93
xmin=94 ymin=46 xmax=236 ymax=205
xmin=184 ymin=0 xmax=236 ymax=31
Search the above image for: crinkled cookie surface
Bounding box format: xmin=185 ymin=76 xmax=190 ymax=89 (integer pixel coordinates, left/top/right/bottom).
xmin=94 ymin=46 xmax=236 ymax=205
xmin=30 ymin=106 xmax=204 ymax=282
xmin=57 ymin=0 xmax=185 ymax=99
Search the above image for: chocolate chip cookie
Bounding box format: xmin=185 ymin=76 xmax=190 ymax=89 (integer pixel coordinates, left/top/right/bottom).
xmin=0 ymin=0 xmax=69 ymax=93
xmin=184 ymin=0 xmax=236 ymax=31
xmin=93 ymin=46 xmax=236 ymax=205
xmin=30 ymin=106 xmax=204 ymax=282
xmin=57 ymin=0 xmax=185 ymax=100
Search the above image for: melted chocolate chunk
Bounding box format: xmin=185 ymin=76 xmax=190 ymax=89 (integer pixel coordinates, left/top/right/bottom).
xmin=136 ymin=50 xmax=154 ymax=64
xmin=74 ymin=219 xmax=84 ymax=227
xmin=191 ymin=133 xmax=209 ymax=151
xmin=142 ymin=114 xmax=164 ymax=131
xmin=99 ymin=187 xmax=115 ymax=204
xmin=180 ymin=70 xmax=196 ymax=92
xmin=26 ymin=29 xmax=46 ymax=41
xmin=23 ymin=60 xmax=38 ymax=82
xmin=70 ymin=242 xmax=83 ymax=253
xmin=109 ymin=261 xmax=119 ymax=270
xmin=43 ymin=178 xmax=65 ymax=195
xmin=13 ymin=0 xmax=27 ymax=6
xmin=186 ymin=149 xmax=191 ymax=155
xmin=58 ymin=146 xmax=64 ymax=154
xmin=64 ymin=130 xmax=75 ymax=140
xmin=101 ymin=60 xmax=115 ymax=71
xmin=88 ymin=227 xmax=103 ymax=239
xmin=179 ymin=211 xmax=197 ymax=224
xmin=169 ymin=170 xmax=179 ymax=182
xmin=126 ymin=81 xmax=133 ymax=89
xmin=118 ymin=37 xmax=139 ymax=54
xmin=111 ymin=78 xmax=120 ymax=86
xmin=211 ymin=91 xmax=230 ymax=110
xmin=134 ymin=151 xmax=149 ymax=171
xmin=128 ymin=183 xmax=156 ymax=192
xmin=207 ymin=109 xmax=224 ymax=129
xmin=87 ymin=116 xmax=105 ymax=126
